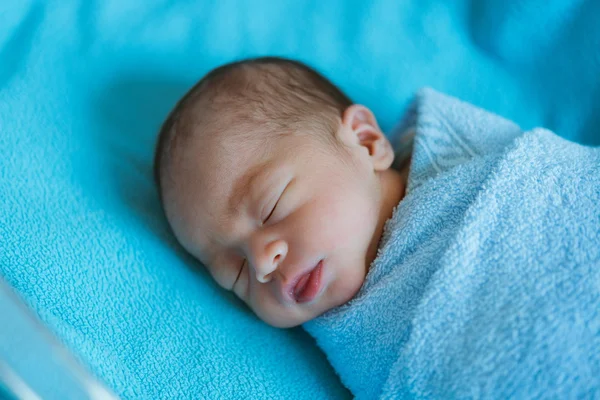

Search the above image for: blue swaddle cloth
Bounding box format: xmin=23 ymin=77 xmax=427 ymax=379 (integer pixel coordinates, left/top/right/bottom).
xmin=303 ymin=88 xmax=600 ymax=399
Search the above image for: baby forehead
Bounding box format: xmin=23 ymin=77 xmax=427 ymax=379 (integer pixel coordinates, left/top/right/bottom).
xmin=172 ymin=137 xmax=267 ymax=211
xmin=170 ymin=122 xmax=307 ymax=223
xmin=185 ymin=139 xmax=268 ymax=194
xmin=188 ymin=121 xmax=271 ymax=165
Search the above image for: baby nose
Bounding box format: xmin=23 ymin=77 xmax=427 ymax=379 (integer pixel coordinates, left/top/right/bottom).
xmin=254 ymin=239 xmax=288 ymax=283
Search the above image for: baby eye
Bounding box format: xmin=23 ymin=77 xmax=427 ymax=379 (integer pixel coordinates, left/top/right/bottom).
xmin=263 ymin=197 xmax=280 ymax=224
xmin=232 ymin=259 xmax=246 ymax=290
xmin=261 ymin=177 xmax=292 ymax=225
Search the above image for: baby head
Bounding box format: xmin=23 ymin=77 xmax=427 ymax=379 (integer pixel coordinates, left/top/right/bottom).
xmin=154 ymin=57 xmax=404 ymax=328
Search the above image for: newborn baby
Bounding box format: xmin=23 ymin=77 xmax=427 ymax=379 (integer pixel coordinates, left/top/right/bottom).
xmin=154 ymin=57 xmax=409 ymax=328
xmin=155 ymin=57 xmax=600 ymax=398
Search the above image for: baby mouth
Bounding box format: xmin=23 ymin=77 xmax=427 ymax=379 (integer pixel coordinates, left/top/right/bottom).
xmin=292 ymin=260 xmax=324 ymax=303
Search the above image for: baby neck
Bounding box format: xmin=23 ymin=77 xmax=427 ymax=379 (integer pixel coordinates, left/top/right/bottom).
xmin=365 ymin=166 xmax=409 ymax=271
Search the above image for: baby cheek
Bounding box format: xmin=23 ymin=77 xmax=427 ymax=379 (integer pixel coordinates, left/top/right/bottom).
xmin=207 ymin=264 xmax=238 ymax=290
xmin=304 ymin=195 xmax=371 ymax=249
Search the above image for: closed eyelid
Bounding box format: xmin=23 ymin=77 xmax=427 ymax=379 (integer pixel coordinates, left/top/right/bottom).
xmin=261 ymin=177 xmax=293 ymax=223
xmin=205 ymin=248 xmax=244 ymax=289
xmin=260 ymin=188 xmax=281 ymax=222
xmin=231 ymin=258 xmax=246 ymax=290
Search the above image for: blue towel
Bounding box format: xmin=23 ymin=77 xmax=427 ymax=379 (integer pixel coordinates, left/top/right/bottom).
xmin=1 ymin=0 xmax=600 ymax=398
xmin=304 ymin=89 xmax=600 ymax=399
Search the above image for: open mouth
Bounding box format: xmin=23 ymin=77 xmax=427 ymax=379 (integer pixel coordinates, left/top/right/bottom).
xmin=292 ymin=260 xmax=324 ymax=303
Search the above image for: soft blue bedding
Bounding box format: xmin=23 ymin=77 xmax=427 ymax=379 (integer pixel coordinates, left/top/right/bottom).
xmin=305 ymin=89 xmax=600 ymax=398
xmin=1 ymin=0 xmax=599 ymax=398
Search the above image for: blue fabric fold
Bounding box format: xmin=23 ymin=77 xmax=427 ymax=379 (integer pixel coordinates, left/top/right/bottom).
xmin=304 ymin=89 xmax=600 ymax=399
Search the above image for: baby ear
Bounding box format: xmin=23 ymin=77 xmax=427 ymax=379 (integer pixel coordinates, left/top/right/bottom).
xmin=340 ymin=105 xmax=394 ymax=171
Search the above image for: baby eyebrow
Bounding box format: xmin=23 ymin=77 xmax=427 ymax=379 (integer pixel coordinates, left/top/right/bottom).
xmin=227 ymin=163 xmax=266 ymax=215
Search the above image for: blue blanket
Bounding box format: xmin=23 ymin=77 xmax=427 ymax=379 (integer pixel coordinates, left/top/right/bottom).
xmin=1 ymin=0 xmax=600 ymax=398
xmin=304 ymin=89 xmax=600 ymax=399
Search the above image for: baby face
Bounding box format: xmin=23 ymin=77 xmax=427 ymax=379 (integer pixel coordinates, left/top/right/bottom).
xmin=164 ymin=106 xmax=399 ymax=327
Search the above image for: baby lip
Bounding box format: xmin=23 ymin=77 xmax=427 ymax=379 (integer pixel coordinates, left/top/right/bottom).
xmin=293 ymin=271 xmax=312 ymax=299
xmin=283 ymin=261 xmax=320 ymax=303
xmin=287 ymin=260 xmax=323 ymax=303
xmin=284 ymin=275 xmax=304 ymax=303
